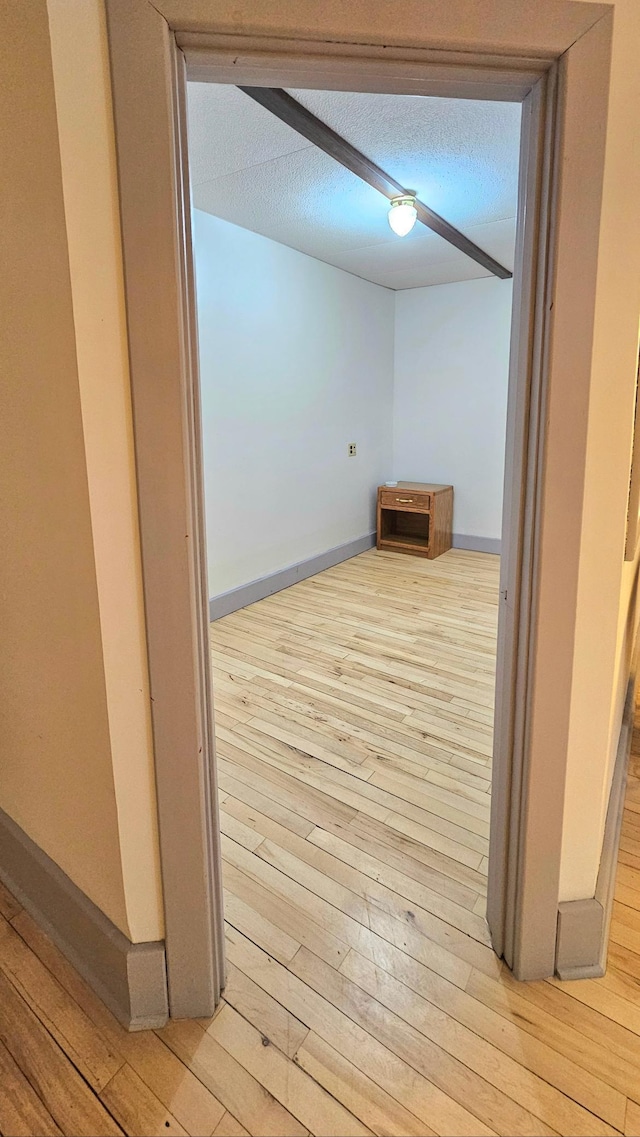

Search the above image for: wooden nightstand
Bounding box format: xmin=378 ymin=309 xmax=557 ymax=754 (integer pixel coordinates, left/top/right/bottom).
xmin=376 ymin=482 xmax=453 ymax=559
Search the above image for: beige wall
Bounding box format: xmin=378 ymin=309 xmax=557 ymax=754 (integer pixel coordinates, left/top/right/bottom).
xmin=560 ymin=0 xmax=640 ymax=901
xmin=0 ymin=0 xmax=129 ymax=935
xmin=0 ymin=0 xmax=163 ymax=943
xmin=46 ymin=0 xmax=164 ymax=943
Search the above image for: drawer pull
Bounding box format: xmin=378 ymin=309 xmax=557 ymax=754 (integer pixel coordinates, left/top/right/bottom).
xmin=397 ymin=497 xmax=413 ymax=503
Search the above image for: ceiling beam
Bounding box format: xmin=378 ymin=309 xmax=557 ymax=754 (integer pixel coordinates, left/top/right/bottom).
xmin=238 ymin=86 xmax=512 ymax=281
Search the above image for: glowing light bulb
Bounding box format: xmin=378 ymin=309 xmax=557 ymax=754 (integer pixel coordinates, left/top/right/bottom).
xmin=388 ymin=194 xmax=418 ymax=237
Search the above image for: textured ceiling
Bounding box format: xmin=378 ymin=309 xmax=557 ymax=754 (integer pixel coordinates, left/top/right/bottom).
xmin=187 ymin=84 xmax=521 ymax=290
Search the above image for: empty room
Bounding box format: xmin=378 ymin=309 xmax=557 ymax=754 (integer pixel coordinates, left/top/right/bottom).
xmin=187 ymin=81 xmax=518 ymax=983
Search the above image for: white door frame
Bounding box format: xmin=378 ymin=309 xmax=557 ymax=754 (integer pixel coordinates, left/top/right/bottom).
xmin=105 ymin=0 xmax=613 ymax=1016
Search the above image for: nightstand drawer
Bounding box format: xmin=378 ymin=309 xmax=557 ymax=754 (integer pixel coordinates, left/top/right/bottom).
xmin=379 ymin=489 xmax=431 ymax=511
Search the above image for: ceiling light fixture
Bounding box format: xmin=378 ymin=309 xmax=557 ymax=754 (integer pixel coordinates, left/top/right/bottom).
xmin=388 ymin=193 xmax=418 ymax=237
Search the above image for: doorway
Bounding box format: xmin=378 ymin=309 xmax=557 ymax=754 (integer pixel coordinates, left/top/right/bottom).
xmin=186 ymin=79 xmax=518 ymax=991
xmin=105 ymin=0 xmax=613 ymax=1019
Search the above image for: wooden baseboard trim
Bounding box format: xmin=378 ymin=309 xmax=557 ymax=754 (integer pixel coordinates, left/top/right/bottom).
xmin=209 ymin=533 xmax=376 ymax=620
xmin=555 ymin=674 xmax=634 ymax=979
xmin=0 ymin=807 xmax=168 ymax=1030
xmin=452 ymin=534 xmax=501 ymax=555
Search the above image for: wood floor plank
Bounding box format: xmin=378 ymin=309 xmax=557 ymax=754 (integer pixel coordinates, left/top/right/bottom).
xmin=225 ymin=925 xmax=496 ymax=1137
xmin=223 ymin=885 xmax=304 ymax=965
xmin=313 ymin=816 xmax=486 ymax=906
xmin=212 ymin=1112 xmax=250 ymax=1136
xmin=222 ymin=727 xmax=391 ymax=824
xmin=598 ymin=961 xmax=640 ymax=1009
xmin=222 ymin=960 xmax=310 ymax=1059
xmin=222 ymin=796 xmax=488 ymax=942
xmin=227 ymin=680 xmax=492 ymax=785
xmin=613 ymin=900 xmax=640 ymax=932
xmin=10 ymin=911 xmax=228 ymax=1137
xmin=290 ymin=946 xmax=548 ymax=1137
xmin=547 ymin=972 xmax=640 ymax=1038
xmin=368 ymin=768 xmax=491 ymax=838
xmin=0 ymin=1038 xmax=62 ymax=1137
xmin=346 ymin=812 xmax=489 ymax=896
xmin=219 ymin=810 xmax=267 ymax=852
xmin=269 ymin=823 xmax=491 ymax=960
xmin=208 ymin=1003 xmax=373 ymax=1136
xmin=391 ymin=949 xmax=631 ymax=1123
xmin=221 ymin=716 xmax=492 ymax=853
xmin=382 ymin=810 xmax=484 ymax=869
xmin=466 ymin=966 xmax=640 ymax=1103
xmin=615 ymin=862 xmax=640 ymax=892
xmin=100 ymin=1065 xmax=187 ymax=1137
xmin=216 ymin=743 xmax=359 ymax=831
xmin=294 ymin=1031 xmax=435 ymax=1137
xmin=0 ymin=915 xmax=122 ymax=1093
xmin=0 ymin=968 xmax=122 ymax=1136
xmin=223 ymin=832 xmax=473 ymax=987
xmin=159 ymin=1015 xmax=309 ymax=1137
xmin=217 ymin=770 xmax=316 ymax=838
xmin=625 ymin=1099 xmax=640 ymax=1136
xmin=619 ymin=846 xmax=640 ymax=872
xmin=607 ymin=940 xmax=640 ymax=984
xmin=340 ymin=949 xmax=623 ymax=1134
xmin=490 ymin=966 xmax=640 ymax=1071
xmin=223 ymin=857 xmax=348 ymax=969
xmin=614 ymin=880 xmax=640 ymax=911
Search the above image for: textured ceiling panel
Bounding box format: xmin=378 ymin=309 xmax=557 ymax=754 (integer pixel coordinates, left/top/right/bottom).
xmin=329 ymin=218 xmax=516 ymax=280
xmin=291 ymin=89 xmax=521 ymax=230
xmin=192 ymin=145 xmax=440 ymax=260
xmin=187 ymin=83 xmax=521 ymax=289
xmin=187 ymin=83 xmax=314 ymax=185
xmin=349 ymin=220 xmax=517 ymax=290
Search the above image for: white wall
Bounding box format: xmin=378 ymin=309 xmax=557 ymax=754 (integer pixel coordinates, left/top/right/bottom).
xmin=194 ymin=210 xmax=395 ymax=597
xmin=195 ymin=219 xmax=512 ymax=597
xmin=393 ymin=278 xmax=513 ymax=542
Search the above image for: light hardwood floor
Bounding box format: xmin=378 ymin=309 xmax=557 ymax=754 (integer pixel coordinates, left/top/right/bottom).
xmin=2 ymin=549 xmax=640 ymax=1135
